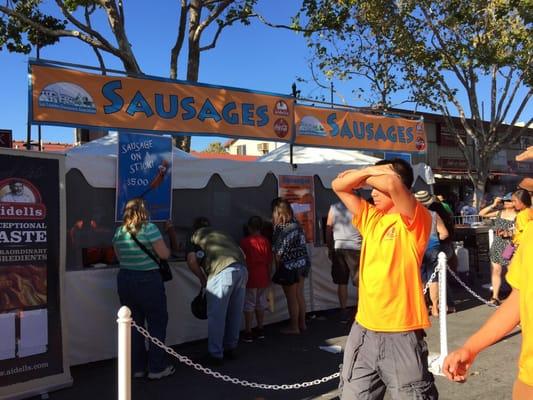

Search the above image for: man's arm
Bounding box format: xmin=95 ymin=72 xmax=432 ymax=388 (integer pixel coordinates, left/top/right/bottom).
xmin=332 ymin=165 xmax=394 ymax=215
xmin=364 ymin=165 xmax=417 ymax=221
xmin=443 ymin=289 xmax=520 ymax=382
xmin=331 ymin=169 xmax=370 ymax=217
xmin=186 ymin=252 xmax=207 ymax=287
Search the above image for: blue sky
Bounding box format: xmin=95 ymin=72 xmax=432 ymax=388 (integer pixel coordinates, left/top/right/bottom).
xmin=0 ymin=2 xmax=317 ymax=150
xmin=0 ymin=1 xmax=530 ymax=150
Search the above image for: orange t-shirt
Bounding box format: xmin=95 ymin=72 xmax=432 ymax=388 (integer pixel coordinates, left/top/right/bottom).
xmin=506 ymin=222 xmax=533 ymax=386
xmin=354 ymin=199 xmax=432 ymax=332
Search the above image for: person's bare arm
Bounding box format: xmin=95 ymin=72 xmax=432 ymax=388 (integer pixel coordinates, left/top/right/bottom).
xmin=479 ymin=198 xmax=501 ymax=218
xmin=152 ymin=238 xmax=170 ymax=260
xmin=443 ymin=289 xmax=520 ymax=382
xmin=186 ymin=252 xmax=207 ymax=287
xmin=331 ymin=169 xmax=369 ymax=217
xmin=325 ymin=207 xmax=334 ymax=258
xmin=165 ymin=221 xmax=179 ymax=254
xmin=516 ymin=146 xmax=533 ymax=162
xmin=364 ymin=165 xmax=418 ymax=221
xmin=332 ymin=165 xmax=398 ymax=217
xmin=436 ymin=214 xmax=449 ymax=241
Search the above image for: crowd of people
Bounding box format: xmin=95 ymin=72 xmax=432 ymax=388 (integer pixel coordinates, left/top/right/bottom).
xmin=109 ymin=146 xmax=533 ymax=399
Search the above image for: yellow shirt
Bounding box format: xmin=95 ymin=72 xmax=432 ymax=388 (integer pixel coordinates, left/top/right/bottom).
xmin=353 ymin=200 xmax=432 ymax=332
xmin=514 ymin=208 xmax=533 ymax=245
xmin=506 ymin=222 xmax=533 ymax=386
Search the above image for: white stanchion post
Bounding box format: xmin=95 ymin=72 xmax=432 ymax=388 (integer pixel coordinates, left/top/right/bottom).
xmin=438 ymin=252 xmax=448 ymax=359
xmin=428 ymin=252 xmax=448 ymax=376
xmin=117 ymin=306 xmax=132 ymax=400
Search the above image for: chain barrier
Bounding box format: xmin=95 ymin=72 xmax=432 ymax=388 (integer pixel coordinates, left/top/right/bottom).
xmin=423 ymin=264 xmax=440 ymax=295
xmin=131 ymin=321 xmax=339 ymax=390
xmin=446 ymin=265 xmax=499 ymax=308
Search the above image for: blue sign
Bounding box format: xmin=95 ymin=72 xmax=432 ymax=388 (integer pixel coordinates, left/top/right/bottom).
xmin=384 ymin=151 xmax=412 ymax=164
xmin=116 ymin=132 xmax=172 ymax=221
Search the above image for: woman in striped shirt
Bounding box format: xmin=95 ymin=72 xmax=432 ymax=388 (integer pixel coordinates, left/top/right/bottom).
xmin=113 ymin=198 xmax=174 ymax=380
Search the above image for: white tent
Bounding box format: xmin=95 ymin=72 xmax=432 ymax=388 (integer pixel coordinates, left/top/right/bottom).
xmin=66 ymin=135 xmax=381 ymax=189
xmin=258 ymin=143 xmax=380 ymax=165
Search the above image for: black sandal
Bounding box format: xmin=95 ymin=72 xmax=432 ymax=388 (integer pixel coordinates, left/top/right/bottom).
xmin=489 ymin=298 xmax=501 ymax=306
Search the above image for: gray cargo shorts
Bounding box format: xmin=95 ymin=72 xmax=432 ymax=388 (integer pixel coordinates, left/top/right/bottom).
xmin=340 ymin=323 xmax=438 ymax=400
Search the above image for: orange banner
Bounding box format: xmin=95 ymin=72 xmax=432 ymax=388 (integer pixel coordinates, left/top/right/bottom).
xmin=294 ymin=105 xmax=427 ymax=153
xmin=278 ymin=175 xmax=315 ymax=243
xmin=30 ymin=63 xmax=293 ymax=141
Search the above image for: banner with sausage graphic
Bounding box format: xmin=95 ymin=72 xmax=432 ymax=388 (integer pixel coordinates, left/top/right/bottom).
xmin=0 ymin=149 xmax=71 ymax=399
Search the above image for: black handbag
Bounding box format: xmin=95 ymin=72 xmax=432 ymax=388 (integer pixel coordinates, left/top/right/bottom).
xmin=130 ymin=233 xmax=173 ymax=282
xmin=191 ymin=287 xmax=207 ymax=320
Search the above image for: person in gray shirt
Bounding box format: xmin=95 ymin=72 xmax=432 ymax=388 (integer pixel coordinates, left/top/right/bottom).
xmin=326 ymin=201 xmax=362 ymax=323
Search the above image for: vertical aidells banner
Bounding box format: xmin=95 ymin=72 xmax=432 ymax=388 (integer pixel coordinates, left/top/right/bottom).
xmin=116 ymin=132 xmax=173 ymax=221
xmin=0 ymin=149 xmax=71 ymax=399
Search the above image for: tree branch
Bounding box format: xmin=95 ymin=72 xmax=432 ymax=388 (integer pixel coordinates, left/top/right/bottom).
xmin=199 ymin=14 xmax=242 ymax=52
xmin=495 ymin=68 xmax=514 ymax=124
xmin=497 ymin=74 xmax=524 ymax=127
xmin=84 ymin=5 xmax=107 ymax=74
xmin=193 ymin=0 xmax=231 ymax=42
xmin=54 ymin=0 xmax=118 ymax=54
xmin=0 ymin=4 xmax=106 ymax=49
xmin=170 ymin=0 xmax=188 ymax=79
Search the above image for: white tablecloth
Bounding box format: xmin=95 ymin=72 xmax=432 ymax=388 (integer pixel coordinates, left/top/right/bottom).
xmin=65 ymin=246 xmax=356 ymax=365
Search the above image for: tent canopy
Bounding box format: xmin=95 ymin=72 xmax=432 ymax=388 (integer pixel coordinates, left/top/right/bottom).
xmin=65 ymin=134 xmax=382 ymax=189
xmin=258 ymin=144 xmax=380 ymax=165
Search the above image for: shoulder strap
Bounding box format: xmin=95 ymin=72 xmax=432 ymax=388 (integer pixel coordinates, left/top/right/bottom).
xmin=130 ymin=232 xmax=160 ymax=264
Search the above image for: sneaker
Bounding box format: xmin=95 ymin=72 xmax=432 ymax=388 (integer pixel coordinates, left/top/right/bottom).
xmin=254 ymin=328 xmax=265 ymax=339
xmin=243 ymin=331 xmax=254 ymax=343
xmin=133 ymin=371 xmax=145 ymax=379
xmin=147 ymin=365 xmax=175 ymax=380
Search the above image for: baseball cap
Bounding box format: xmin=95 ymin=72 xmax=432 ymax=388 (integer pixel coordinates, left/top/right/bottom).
xmin=502 ymin=193 xmax=513 ymax=201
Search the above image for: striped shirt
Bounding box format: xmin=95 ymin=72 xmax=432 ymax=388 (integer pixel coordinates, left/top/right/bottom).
xmin=112 ymin=222 xmax=162 ymax=271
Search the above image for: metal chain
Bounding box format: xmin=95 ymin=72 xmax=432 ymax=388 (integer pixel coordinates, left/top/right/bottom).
xmin=131 ymin=321 xmax=340 ymax=390
xmin=423 ymin=264 xmax=440 ymax=295
xmin=446 ymin=265 xmax=499 ymax=308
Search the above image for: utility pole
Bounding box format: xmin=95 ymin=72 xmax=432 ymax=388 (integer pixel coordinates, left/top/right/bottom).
xmin=330 ymin=81 xmax=334 ymax=108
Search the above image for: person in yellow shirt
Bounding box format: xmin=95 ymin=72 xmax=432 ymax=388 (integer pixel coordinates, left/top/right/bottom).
xmin=512 ymin=188 xmax=533 ymax=246
xmin=332 ymin=158 xmax=436 ymax=399
xmin=443 ymin=146 xmax=533 ymax=400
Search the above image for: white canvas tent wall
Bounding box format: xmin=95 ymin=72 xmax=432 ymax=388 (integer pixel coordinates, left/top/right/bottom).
xmin=62 ymin=135 xmax=433 ymax=366
xmin=62 ymin=134 xmax=380 ymax=365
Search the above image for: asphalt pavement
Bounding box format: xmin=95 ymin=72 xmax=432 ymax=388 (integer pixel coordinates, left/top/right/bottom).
xmin=30 ymin=277 xmax=521 ymax=400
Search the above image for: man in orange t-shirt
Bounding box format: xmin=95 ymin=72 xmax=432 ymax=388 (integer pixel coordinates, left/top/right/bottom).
xmin=332 ymin=158 xmax=435 ymax=399
xmin=443 ymin=146 xmax=533 ymax=400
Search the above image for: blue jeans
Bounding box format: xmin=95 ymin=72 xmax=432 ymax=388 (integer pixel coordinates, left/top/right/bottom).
xmin=117 ymin=269 xmax=169 ymax=373
xmin=205 ymin=263 xmax=248 ymax=359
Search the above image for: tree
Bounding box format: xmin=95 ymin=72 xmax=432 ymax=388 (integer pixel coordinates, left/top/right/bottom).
xmin=203 ymin=141 xmax=227 ymax=153
xmin=295 ymin=1 xmax=412 ymax=108
xmin=298 ymin=0 xmax=532 ymax=206
xmin=0 ymin=0 xmax=258 ymax=152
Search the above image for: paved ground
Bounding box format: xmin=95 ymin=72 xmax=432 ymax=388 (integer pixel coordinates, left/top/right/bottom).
xmin=30 ymin=278 xmax=520 ymax=400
